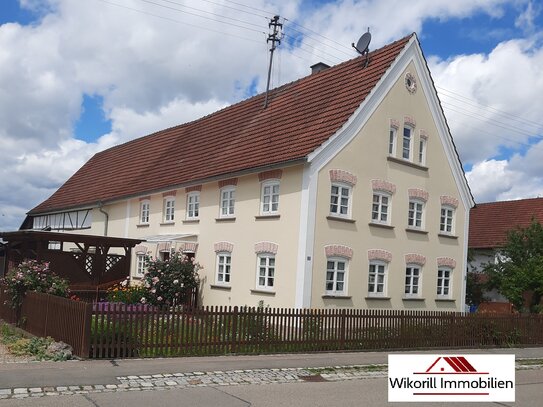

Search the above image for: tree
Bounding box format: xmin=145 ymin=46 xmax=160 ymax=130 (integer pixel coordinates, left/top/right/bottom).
xmin=484 ymin=219 xmax=543 ymax=312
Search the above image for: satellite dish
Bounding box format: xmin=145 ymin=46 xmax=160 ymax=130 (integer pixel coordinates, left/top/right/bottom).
xmin=352 ymin=30 xmax=371 ymax=68
xmin=353 ymin=32 xmax=371 ymax=54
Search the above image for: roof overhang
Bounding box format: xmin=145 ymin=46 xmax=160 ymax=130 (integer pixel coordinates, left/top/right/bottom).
xmin=143 ymin=234 xmax=198 ymax=243
xmin=0 ymin=230 xmax=144 ymax=248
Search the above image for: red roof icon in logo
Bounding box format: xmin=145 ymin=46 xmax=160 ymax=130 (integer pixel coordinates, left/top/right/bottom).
xmin=419 ymin=356 xmax=485 ymax=374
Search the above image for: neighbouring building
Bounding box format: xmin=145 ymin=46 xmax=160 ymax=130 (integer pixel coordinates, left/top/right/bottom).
xmin=469 ymin=197 xmax=543 ymax=302
xmin=25 ymin=33 xmax=474 ymax=310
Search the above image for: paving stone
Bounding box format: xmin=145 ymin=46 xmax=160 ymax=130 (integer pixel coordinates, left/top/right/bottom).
xmin=105 ymin=385 xmax=117 ymax=389
xmin=0 ymin=389 xmax=12 ymax=395
xmin=13 ymin=388 xmax=28 ymax=394
xmin=127 ymin=376 xmax=139 ymax=380
xmin=29 ymin=388 xmax=42 ymax=393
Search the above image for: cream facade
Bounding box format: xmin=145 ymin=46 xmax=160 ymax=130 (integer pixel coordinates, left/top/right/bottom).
xmin=28 ymin=36 xmax=473 ymax=310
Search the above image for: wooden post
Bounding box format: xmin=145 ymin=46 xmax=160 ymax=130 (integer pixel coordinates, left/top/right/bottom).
xmin=231 ymin=306 xmax=238 ymax=354
xmin=80 ymin=302 xmax=93 ymax=358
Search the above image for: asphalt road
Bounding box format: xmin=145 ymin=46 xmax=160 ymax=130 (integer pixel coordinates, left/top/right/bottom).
xmin=0 ymin=368 xmax=541 ymax=407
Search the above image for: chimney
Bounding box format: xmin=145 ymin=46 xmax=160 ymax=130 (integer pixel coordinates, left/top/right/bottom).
xmin=310 ymin=62 xmax=330 ymax=74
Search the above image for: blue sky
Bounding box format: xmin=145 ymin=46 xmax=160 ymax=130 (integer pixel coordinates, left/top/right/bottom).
xmin=0 ymin=0 xmax=542 ymax=231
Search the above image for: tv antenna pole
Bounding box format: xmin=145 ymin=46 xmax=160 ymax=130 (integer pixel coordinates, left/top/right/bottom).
xmin=263 ymin=15 xmax=282 ymax=109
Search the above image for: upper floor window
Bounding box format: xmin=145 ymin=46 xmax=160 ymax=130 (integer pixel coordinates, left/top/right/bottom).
xmin=220 ymin=186 xmax=235 ymax=217
xmin=163 ymin=197 xmax=175 ymax=223
xmin=325 ymin=258 xmax=348 ymax=296
xmin=405 ymin=265 xmax=421 ymax=297
xmin=256 ymin=253 xmax=275 ymax=290
xmin=440 ymin=206 xmax=454 ymax=234
xmin=140 ymin=201 xmax=150 ymax=224
xmin=437 ymin=267 xmax=452 ymax=298
xmin=187 ymin=192 xmax=200 ymax=219
xmin=261 ymin=180 xmax=280 ymax=215
xmin=216 ymin=252 xmax=231 ymax=285
xmin=418 ymin=138 xmax=426 ymax=165
xmin=330 ymin=183 xmax=351 ymax=217
xmin=408 ymin=200 xmax=424 ymax=229
xmin=372 ymin=193 xmax=390 ymax=224
xmin=368 ymin=261 xmax=387 ymax=297
xmin=402 ymin=126 xmax=412 ymax=160
xmin=389 ymin=127 xmax=397 ymax=156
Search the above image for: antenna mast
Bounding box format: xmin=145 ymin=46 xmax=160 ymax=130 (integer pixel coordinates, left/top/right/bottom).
xmin=264 ymin=15 xmax=282 ymax=109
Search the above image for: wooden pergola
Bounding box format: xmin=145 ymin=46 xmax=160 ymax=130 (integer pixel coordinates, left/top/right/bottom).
xmin=0 ymin=230 xmax=143 ymax=289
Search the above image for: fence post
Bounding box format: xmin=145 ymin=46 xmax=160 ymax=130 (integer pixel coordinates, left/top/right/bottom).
xmin=231 ymin=306 xmax=238 ymax=354
xmin=44 ymin=293 xmax=50 ymax=337
xmin=340 ymin=309 xmax=346 ymax=350
xmin=80 ymin=302 xmax=93 ymax=358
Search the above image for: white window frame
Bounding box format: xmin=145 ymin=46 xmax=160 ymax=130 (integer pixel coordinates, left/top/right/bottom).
xmin=388 ymin=127 xmax=397 ymax=156
xmin=329 ymin=182 xmax=352 ymax=218
xmin=437 ymin=267 xmax=452 ymax=298
xmin=371 ymin=192 xmax=391 ymax=224
xmin=256 ymin=253 xmax=275 ymax=290
xmin=408 ymin=199 xmax=424 ymax=229
xmin=260 ymin=180 xmax=280 ymax=215
xmin=163 ymin=197 xmax=175 ymax=223
xmin=215 ymin=252 xmax=231 ymax=285
xmin=440 ymin=205 xmax=455 ymax=234
xmin=368 ymin=260 xmax=387 ymax=297
xmin=140 ymin=200 xmax=150 ymax=224
xmin=402 ymin=126 xmax=413 ymax=160
xmin=418 ymin=138 xmax=426 ymax=165
xmin=136 ymin=254 xmax=146 ymax=276
xmin=219 ymin=186 xmax=235 ymax=218
xmin=404 ymin=264 xmax=421 ymax=298
xmin=187 ymin=192 xmax=200 ymax=220
xmin=325 ymin=257 xmax=348 ymax=296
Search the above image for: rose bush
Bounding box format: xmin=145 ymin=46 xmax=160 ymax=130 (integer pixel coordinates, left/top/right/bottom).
xmin=106 ymin=277 xmax=148 ymax=304
xmin=1 ymin=259 xmax=70 ymax=309
xmin=141 ymin=252 xmax=201 ymax=307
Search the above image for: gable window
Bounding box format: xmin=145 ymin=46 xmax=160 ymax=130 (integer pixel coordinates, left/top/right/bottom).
xmin=440 ymin=206 xmax=454 ymax=234
xmin=368 ymin=261 xmax=387 ymax=296
xmin=372 ymin=193 xmax=390 ymax=224
xmin=256 ymin=253 xmax=275 ymax=289
xmin=408 ymin=200 xmax=424 ymax=229
xmin=140 ymin=201 xmax=150 ymax=224
xmin=261 ymin=180 xmax=280 ymax=215
xmin=325 ymin=258 xmax=348 ymax=296
xmin=418 ymin=138 xmax=426 ymax=165
xmin=163 ymin=197 xmax=175 ymax=223
xmin=388 ymin=127 xmax=397 ymax=156
xmin=220 ymin=186 xmax=235 ymax=217
xmin=216 ymin=252 xmax=231 ymax=285
xmin=187 ymin=192 xmax=200 ymax=219
xmin=405 ymin=265 xmax=421 ymax=297
xmin=136 ymin=254 xmax=146 ymax=276
xmin=437 ymin=267 xmax=452 ymax=297
xmin=330 ymin=183 xmax=351 ymax=217
xmin=402 ymin=126 xmax=412 ymax=160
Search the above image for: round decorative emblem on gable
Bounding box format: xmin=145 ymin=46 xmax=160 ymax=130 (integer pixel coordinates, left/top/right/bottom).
xmin=405 ymin=72 xmax=417 ymax=94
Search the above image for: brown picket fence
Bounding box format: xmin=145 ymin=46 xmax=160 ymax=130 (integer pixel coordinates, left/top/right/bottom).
xmin=89 ymin=305 xmax=543 ymax=359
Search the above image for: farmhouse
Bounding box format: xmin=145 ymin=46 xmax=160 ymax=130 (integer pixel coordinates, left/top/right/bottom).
xmin=26 ymin=33 xmax=474 ymax=310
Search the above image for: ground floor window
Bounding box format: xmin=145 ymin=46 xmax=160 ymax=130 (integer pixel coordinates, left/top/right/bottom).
xmin=325 ymin=258 xmax=348 ymax=295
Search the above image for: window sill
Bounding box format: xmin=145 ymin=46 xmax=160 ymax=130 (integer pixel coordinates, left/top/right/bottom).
xmin=365 ymin=296 xmax=391 ymax=300
xmin=438 ymin=233 xmax=458 ymax=239
xmin=387 ymin=156 xmax=428 ymax=171
xmin=327 ymin=215 xmax=356 ymax=224
xmin=210 ymin=284 xmax=231 ymax=291
xmin=182 ymin=219 xmax=200 ymax=224
xmin=136 ymin=224 xmax=150 ymax=228
xmin=250 ymin=289 xmax=276 ymax=296
xmin=255 ymin=214 xmax=280 ymax=220
xmin=160 ymin=222 xmax=175 ymax=226
xmin=402 ymin=297 xmax=425 ymax=301
xmin=322 ymin=294 xmax=352 ymax=299
xmin=435 ymin=298 xmax=455 ymax=302
xmin=368 ymin=222 xmax=394 ymax=230
xmin=215 ymin=217 xmax=236 ymax=222
xmin=406 ymin=228 xmax=428 ymax=235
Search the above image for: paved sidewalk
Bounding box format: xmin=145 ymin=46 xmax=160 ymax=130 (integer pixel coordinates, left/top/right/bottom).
xmin=0 ymin=347 xmax=542 ymax=400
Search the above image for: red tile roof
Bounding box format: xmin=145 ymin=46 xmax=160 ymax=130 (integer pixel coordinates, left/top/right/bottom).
xmin=469 ymin=197 xmax=543 ymax=249
xmin=30 ymin=34 xmax=413 ymax=215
